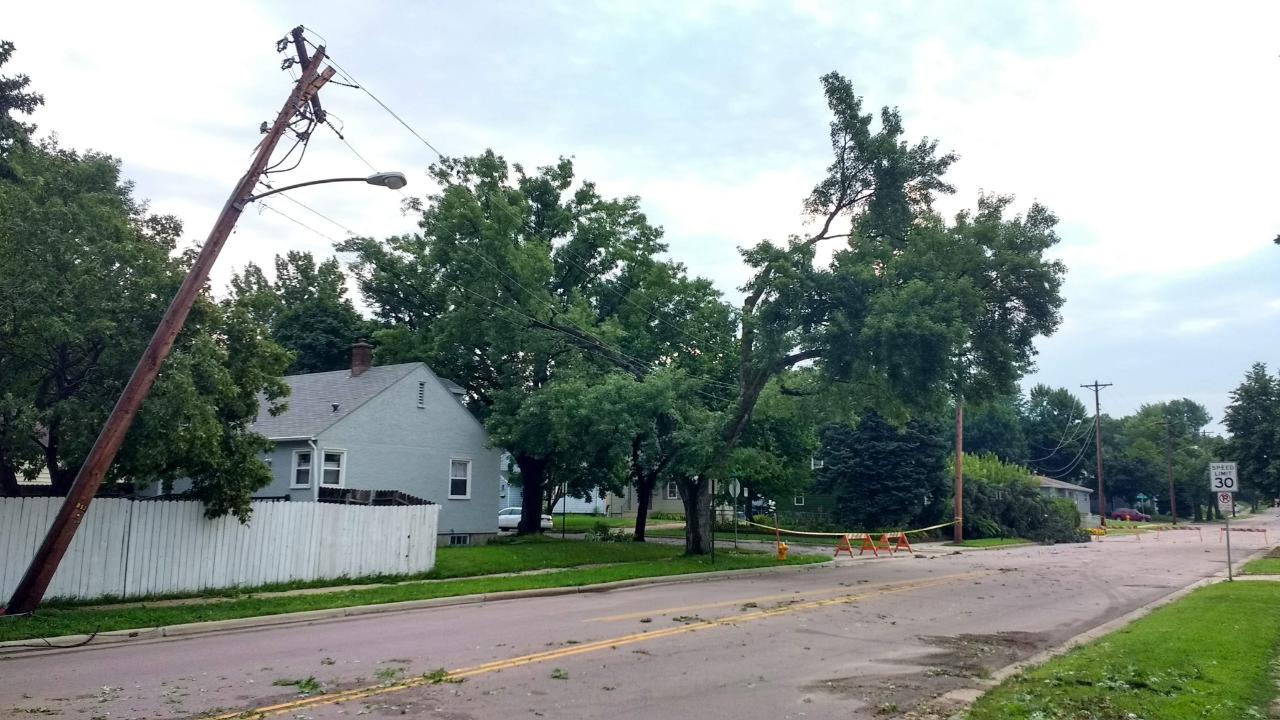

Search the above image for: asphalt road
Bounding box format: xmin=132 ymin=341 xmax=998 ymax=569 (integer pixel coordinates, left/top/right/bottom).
xmin=3 ymin=512 xmax=1275 ymax=720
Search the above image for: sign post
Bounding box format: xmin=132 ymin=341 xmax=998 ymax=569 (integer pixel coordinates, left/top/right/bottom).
xmin=729 ymin=480 xmax=742 ymax=550
xmin=1210 ymin=463 xmax=1238 ymax=581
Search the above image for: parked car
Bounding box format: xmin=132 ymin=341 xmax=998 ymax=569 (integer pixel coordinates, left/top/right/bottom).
xmin=1109 ymin=508 xmax=1151 ymax=521
xmin=498 ymin=506 xmax=553 ymax=531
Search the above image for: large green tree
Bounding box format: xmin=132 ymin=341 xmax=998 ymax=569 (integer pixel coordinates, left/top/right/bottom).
xmin=671 ymin=74 xmax=1066 ymax=552
xmin=342 ymin=153 xmax=734 ymax=535
xmin=0 ymin=140 xmax=290 ymax=518
xmin=1224 ymin=363 xmax=1280 ymax=502
xmin=228 ymin=251 xmax=370 ymax=374
xmin=1022 ymin=384 xmax=1091 ymax=483
xmin=816 ymin=412 xmax=948 ymax=530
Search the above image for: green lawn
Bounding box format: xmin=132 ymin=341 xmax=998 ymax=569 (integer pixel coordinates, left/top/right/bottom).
xmin=646 ymin=528 xmax=839 ymax=547
xmin=1242 ymin=556 xmax=1280 ymax=575
xmin=432 ymin=538 xmax=674 ymax=577
xmin=0 ymin=545 xmax=824 ymax=643
xmin=950 ymin=537 xmax=1033 ymax=548
xmin=965 ymin=581 xmax=1280 ymax=719
xmin=549 ymin=514 xmax=635 ymax=532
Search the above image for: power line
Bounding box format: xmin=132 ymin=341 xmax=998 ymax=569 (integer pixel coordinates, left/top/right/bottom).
xmin=257 ymin=202 xmax=339 ymax=244
xmin=310 ymin=44 xmax=445 ymax=158
xmin=292 ymin=26 xmax=735 ymax=398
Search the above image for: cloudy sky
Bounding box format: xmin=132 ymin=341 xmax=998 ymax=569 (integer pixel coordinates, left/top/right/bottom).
xmin=8 ymin=1 xmax=1280 ymax=430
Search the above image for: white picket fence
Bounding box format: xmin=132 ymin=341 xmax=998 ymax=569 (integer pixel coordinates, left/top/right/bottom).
xmin=0 ymin=498 xmax=439 ymax=601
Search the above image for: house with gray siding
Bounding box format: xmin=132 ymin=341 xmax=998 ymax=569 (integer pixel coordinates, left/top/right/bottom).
xmin=1037 ymin=475 xmax=1097 ymax=526
xmin=250 ymin=343 xmax=501 ymax=544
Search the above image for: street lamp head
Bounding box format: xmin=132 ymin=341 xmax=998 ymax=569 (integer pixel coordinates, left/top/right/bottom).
xmin=365 ymin=172 xmax=408 ymax=190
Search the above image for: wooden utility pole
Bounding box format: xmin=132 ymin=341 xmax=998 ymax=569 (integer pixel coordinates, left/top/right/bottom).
xmin=1081 ymin=381 xmax=1112 ymax=527
xmin=954 ymin=399 xmax=964 ymax=543
xmin=3 ymin=32 xmax=335 ymax=616
xmin=1165 ymin=421 xmax=1177 ymax=524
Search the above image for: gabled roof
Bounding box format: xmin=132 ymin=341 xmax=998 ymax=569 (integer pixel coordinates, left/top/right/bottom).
xmin=1037 ymin=475 xmax=1093 ymax=493
xmin=252 ymin=363 xmax=423 ymax=440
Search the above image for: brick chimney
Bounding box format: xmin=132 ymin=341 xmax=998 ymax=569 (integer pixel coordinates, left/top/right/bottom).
xmin=350 ymin=340 xmax=373 ymax=377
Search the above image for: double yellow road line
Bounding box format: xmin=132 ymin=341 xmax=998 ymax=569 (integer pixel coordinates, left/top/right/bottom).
xmin=211 ymin=570 xmax=986 ymax=719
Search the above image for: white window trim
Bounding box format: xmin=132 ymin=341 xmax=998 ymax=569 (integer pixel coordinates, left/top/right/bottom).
xmin=320 ymin=448 xmax=347 ymax=488
xmin=793 ymin=494 xmax=805 ymax=506
xmin=666 ymin=482 xmax=678 ymax=500
xmin=291 ymin=449 xmax=313 ymax=489
xmin=449 ymin=457 xmax=472 ymax=500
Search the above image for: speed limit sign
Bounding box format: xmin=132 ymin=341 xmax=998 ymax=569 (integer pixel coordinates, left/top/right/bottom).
xmin=1209 ymin=462 xmax=1238 ymax=493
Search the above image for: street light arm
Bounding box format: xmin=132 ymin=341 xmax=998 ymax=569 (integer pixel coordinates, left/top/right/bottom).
xmin=245 ymin=177 xmax=370 ymax=202
xmin=244 ymin=171 xmax=408 ymax=203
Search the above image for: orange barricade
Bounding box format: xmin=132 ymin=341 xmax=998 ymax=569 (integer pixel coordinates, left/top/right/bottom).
xmin=1221 ymin=527 xmax=1269 ymax=543
xmin=834 ymin=534 xmax=856 ymax=558
xmin=858 ymin=534 xmax=881 ymax=557
xmin=1154 ymin=525 xmax=1204 ymax=542
xmin=883 ymin=531 xmax=914 ymax=555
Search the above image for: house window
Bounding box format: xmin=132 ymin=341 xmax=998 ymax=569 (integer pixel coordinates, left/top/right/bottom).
xmin=417 ymin=381 xmax=426 ymax=408
xmin=666 ymin=482 xmax=678 ymax=500
xmin=448 ymin=534 xmax=470 ymax=546
xmin=449 ymin=459 xmax=471 ymax=499
xmin=322 ymin=450 xmax=345 ymax=487
xmin=794 ymin=495 xmax=805 ymax=506
xmin=291 ymin=450 xmax=312 ymax=488
xmin=810 ymin=457 xmax=824 ymax=470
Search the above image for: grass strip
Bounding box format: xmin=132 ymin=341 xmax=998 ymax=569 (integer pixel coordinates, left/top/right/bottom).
xmin=645 ymin=528 xmax=838 ymax=547
xmin=965 ymin=581 xmax=1280 ymax=720
xmin=549 ymin=514 xmax=635 ymax=532
xmin=0 ymin=552 xmax=824 ymax=643
xmin=1242 ymin=557 xmax=1280 ymax=575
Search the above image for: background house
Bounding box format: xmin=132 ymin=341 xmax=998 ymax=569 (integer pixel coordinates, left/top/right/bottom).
xmin=1037 ymin=475 xmax=1096 ymax=525
xmin=248 ymin=343 xmax=501 ymax=545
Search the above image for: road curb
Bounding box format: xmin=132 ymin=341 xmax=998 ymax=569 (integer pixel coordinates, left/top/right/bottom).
xmin=937 ymin=541 xmax=1276 ymax=715
xmin=0 ymin=559 xmax=834 ymax=658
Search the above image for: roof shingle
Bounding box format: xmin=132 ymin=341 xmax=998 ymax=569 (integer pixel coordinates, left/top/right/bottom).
xmin=251 ymin=363 xmax=421 ymax=440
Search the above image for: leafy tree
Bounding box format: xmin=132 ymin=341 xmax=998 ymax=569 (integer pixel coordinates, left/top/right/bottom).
xmin=1224 ymin=363 xmax=1280 ymax=503
xmin=0 ymin=140 xmax=290 ymax=518
xmin=951 ymin=394 xmax=1027 ymax=464
xmin=342 ymin=153 xmax=734 ymax=536
xmin=0 ymin=40 xmax=43 ymax=154
xmin=953 ymin=453 xmax=1087 ymax=543
xmin=816 ymin=412 xmax=948 ymax=530
xmin=228 ymin=251 xmax=370 ymax=374
xmin=1022 ymin=384 xmax=1090 ymax=483
xmin=673 ymin=74 xmax=1066 ymax=553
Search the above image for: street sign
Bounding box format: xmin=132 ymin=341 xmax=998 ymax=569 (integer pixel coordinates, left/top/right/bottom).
xmin=1218 ymin=492 xmax=1234 ymax=511
xmin=728 ymin=480 xmax=742 ymax=498
xmin=1209 ymin=462 xmax=1238 ymax=493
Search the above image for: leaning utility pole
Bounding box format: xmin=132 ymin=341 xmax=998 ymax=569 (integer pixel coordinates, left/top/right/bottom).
xmin=954 ymin=399 xmax=964 ymax=543
xmin=1081 ymin=381 xmax=1112 ymax=527
xmin=3 ymin=31 xmax=335 ymax=616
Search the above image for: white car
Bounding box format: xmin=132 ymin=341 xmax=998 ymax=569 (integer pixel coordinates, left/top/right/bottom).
xmin=498 ymin=507 xmax=553 ymax=531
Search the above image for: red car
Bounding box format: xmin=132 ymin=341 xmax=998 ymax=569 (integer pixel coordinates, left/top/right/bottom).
xmin=1109 ymin=508 xmax=1150 ymax=521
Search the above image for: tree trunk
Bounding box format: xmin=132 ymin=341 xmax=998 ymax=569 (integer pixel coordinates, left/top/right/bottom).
xmin=543 ymin=482 xmax=564 ymax=516
xmin=516 ymin=455 xmax=549 ymax=535
xmin=633 ymin=472 xmax=655 ymax=542
xmin=0 ymin=464 xmax=21 ymax=496
xmin=678 ymin=476 xmax=713 ymax=555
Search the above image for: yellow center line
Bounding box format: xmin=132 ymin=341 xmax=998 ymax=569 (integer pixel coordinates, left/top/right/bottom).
xmin=210 ymin=570 xmax=986 ymax=719
xmin=583 ymin=581 xmax=909 ymax=623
